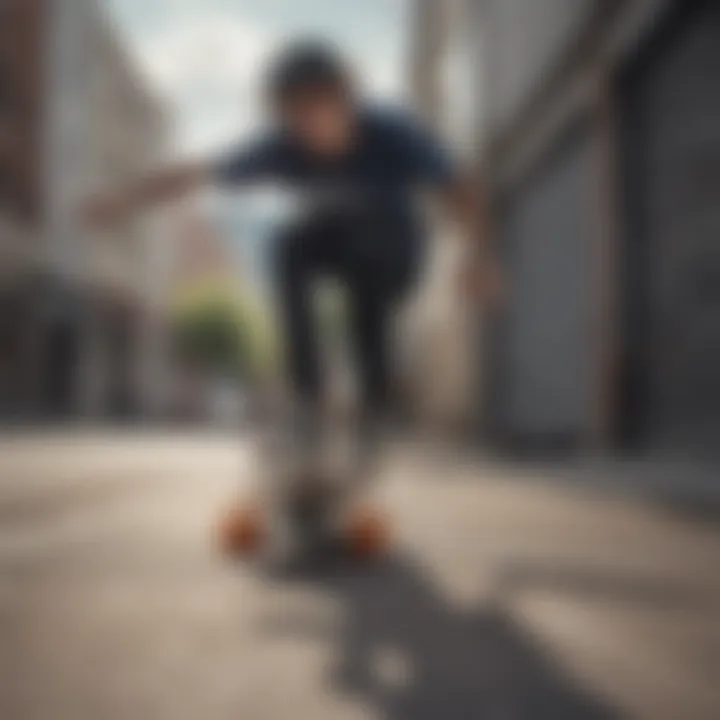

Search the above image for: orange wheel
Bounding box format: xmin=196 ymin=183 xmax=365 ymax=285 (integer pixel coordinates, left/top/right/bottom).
xmin=217 ymin=502 xmax=265 ymax=556
xmin=344 ymin=506 xmax=390 ymax=560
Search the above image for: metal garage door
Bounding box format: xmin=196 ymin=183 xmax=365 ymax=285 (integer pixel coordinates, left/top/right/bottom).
xmin=500 ymin=124 xmax=595 ymax=447
xmin=621 ymin=0 xmax=720 ymax=454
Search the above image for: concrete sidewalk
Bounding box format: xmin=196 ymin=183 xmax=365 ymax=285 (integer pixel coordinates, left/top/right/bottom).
xmin=0 ymin=432 xmax=718 ymax=720
xmin=492 ymin=455 xmax=720 ymax=514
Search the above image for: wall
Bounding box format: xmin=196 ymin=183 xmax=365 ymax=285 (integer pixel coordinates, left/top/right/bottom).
xmin=0 ymin=0 xmax=46 ymax=225
xmin=42 ymin=0 xmax=96 ymax=278
xmin=619 ymin=0 xmax=720 ymax=454
xmin=42 ymin=0 xmax=171 ymax=418
xmin=475 ymin=0 xmax=719 ymax=457
xmin=500 ymin=126 xmax=595 ymax=444
xmin=482 ymin=0 xmax=597 ymax=131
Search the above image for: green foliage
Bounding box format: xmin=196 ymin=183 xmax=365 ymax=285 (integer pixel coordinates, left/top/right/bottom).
xmin=172 ymin=282 xmax=278 ymax=382
xmin=171 ymin=279 xmax=352 ymax=383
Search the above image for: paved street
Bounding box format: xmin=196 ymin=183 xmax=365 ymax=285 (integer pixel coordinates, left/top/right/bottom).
xmin=0 ymin=432 xmax=718 ymax=720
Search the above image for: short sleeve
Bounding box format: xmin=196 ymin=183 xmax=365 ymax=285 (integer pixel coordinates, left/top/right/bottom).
xmin=212 ymin=134 xmax=284 ymax=186
xmin=388 ymin=112 xmax=457 ymax=187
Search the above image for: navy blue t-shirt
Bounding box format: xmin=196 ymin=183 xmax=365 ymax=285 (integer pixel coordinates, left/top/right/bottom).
xmin=212 ymin=105 xmax=456 ymax=244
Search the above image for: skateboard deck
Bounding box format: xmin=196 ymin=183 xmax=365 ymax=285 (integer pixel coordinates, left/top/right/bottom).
xmin=218 ymin=479 xmax=389 ymax=561
xmin=219 ymin=402 xmax=390 ymax=559
xmin=217 ymin=411 xmax=389 ymax=562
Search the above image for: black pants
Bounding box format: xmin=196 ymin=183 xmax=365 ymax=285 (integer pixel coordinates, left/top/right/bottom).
xmin=274 ymin=208 xmax=418 ymax=415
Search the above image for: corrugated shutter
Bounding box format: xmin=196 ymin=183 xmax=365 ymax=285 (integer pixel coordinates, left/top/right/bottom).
xmin=499 ymin=124 xmax=595 ymax=446
xmin=621 ymin=0 xmax=720 ymax=453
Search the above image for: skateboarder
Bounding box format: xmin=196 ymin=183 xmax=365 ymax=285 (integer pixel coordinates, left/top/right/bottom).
xmin=83 ymin=38 xmax=501 ymax=466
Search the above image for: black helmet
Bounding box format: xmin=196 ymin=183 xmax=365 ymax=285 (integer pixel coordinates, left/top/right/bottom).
xmin=266 ymin=38 xmax=352 ymax=102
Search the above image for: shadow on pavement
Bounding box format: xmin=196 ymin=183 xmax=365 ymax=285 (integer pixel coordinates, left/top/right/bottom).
xmin=262 ymin=554 xmax=621 ymax=720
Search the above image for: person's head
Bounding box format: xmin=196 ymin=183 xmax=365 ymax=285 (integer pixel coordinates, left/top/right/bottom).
xmin=265 ymin=39 xmax=357 ymax=156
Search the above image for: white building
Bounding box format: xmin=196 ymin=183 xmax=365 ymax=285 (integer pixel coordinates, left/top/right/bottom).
xmin=0 ymin=0 xmax=173 ymax=420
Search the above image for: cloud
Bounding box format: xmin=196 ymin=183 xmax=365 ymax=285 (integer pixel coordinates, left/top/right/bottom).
xmin=130 ymin=8 xmax=278 ymax=153
xmin=112 ymin=0 xmax=407 ymax=154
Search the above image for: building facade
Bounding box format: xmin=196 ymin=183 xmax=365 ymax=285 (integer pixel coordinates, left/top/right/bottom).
xmin=0 ymin=0 xmax=171 ymax=421
xmin=404 ymin=0 xmax=484 ymax=432
xmin=472 ymin=0 xmax=720 ymax=459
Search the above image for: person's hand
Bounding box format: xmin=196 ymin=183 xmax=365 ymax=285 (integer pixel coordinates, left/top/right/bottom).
xmin=458 ymin=256 xmax=505 ymax=306
xmin=78 ymin=193 xmax=127 ymax=231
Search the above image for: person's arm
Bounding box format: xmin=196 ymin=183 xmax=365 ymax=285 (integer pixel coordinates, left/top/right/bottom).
xmin=394 ymin=111 xmax=502 ymax=303
xmin=81 ymin=161 xmax=211 ymax=228
xmin=81 ymin=133 xmax=283 ymax=229
xmin=441 ymin=171 xmax=503 ymax=303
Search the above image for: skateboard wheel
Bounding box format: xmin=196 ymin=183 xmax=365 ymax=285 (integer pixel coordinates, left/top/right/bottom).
xmin=345 ymin=508 xmax=389 ymax=560
xmin=217 ymin=502 xmax=264 ymax=556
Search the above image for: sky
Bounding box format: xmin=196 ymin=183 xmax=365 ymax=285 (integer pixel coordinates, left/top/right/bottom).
xmin=107 ymin=0 xmax=411 ymax=155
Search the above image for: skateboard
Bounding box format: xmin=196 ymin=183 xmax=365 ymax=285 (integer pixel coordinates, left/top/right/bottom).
xmin=217 ymin=409 xmax=389 ymax=562
xmin=217 ymin=481 xmax=388 ymax=562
